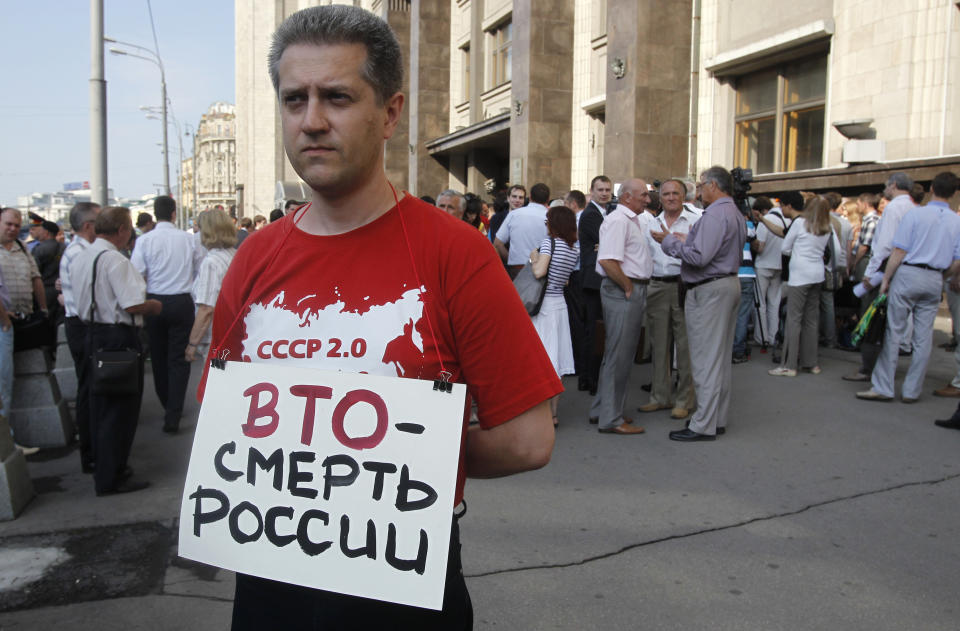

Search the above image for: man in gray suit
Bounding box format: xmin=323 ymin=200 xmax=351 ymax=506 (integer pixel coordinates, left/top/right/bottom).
xmin=652 ymin=166 xmax=746 ymax=441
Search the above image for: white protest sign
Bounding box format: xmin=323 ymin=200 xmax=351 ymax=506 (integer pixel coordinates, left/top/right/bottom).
xmin=178 ymin=360 xmax=466 ymax=610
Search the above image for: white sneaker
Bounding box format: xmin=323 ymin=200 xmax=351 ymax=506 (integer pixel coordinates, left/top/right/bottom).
xmin=15 ymin=443 xmax=39 ymax=456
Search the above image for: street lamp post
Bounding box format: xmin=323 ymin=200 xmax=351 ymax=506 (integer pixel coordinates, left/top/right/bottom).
xmin=146 ymin=109 xmax=185 ymax=228
xmin=106 ymin=38 xmax=171 ymax=201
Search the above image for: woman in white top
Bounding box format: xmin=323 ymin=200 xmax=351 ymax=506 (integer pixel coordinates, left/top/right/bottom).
xmin=530 ymin=206 xmax=581 ymax=426
xmin=770 ymin=195 xmax=840 ymax=377
xmin=185 ymin=208 xmax=237 ymax=361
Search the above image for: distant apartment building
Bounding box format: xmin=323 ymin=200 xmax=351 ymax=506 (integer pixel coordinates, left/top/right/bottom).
xmin=183 ymin=101 xmax=237 ymax=213
xmin=234 ymin=0 xmax=960 ymax=215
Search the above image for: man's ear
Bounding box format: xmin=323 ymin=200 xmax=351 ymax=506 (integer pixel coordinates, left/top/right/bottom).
xmin=382 ymin=92 xmax=405 ymax=141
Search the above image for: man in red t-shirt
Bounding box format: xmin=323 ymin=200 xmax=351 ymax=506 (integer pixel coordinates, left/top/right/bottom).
xmin=203 ymin=6 xmax=559 ymax=629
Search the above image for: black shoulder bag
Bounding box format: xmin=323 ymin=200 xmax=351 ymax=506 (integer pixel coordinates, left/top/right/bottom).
xmin=779 ymin=215 xmax=794 ymax=282
xmin=88 ymin=251 xmax=141 ymax=396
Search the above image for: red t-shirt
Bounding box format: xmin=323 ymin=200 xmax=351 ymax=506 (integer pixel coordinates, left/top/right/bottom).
xmin=200 ymin=195 xmax=562 ymax=504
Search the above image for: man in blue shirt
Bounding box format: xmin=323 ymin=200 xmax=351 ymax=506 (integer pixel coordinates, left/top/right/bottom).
xmin=858 ymin=171 xmax=960 ymax=402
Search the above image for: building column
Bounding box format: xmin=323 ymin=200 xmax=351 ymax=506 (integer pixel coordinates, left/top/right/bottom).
xmin=509 ymin=0 xmax=575 ymax=194
xmin=605 ymin=0 xmax=692 ymax=183
xmin=408 ymin=0 xmax=451 ymax=197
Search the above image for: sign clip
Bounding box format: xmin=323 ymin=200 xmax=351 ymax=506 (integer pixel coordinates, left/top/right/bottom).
xmin=210 ymin=348 xmax=231 ymax=370
xmin=432 ymin=371 xmax=453 ymax=393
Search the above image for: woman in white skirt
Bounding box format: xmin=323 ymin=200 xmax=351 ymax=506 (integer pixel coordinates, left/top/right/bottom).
xmin=530 ymin=206 xmax=581 ymax=426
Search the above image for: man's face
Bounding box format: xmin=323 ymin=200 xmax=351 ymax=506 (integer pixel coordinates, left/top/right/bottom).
xmin=29 ymin=224 xmax=44 ymax=241
xmin=1 ymin=212 xmax=22 ymax=245
xmin=591 ymin=180 xmax=612 ymax=205
xmin=563 ymin=197 xmax=579 ymax=212
xmin=621 ymin=182 xmax=650 ymax=214
xmin=660 ymin=181 xmax=684 ymax=214
xmin=508 ymin=189 xmax=525 ymax=209
xmin=697 ymin=177 xmax=720 ymax=206
xmin=436 ymin=195 xmax=463 ymax=219
xmin=276 ymin=42 xmax=403 ymax=199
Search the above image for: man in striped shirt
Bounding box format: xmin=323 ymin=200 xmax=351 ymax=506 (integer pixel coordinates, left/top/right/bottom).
xmin=59 ymin=202 xmax=101 ymax=473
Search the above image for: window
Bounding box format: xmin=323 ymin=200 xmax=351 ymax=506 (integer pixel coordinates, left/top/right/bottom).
xmin=488 ymin=21 xmax=511 ymax=89
xmin=734 ymin=56 xmax=826 ymax=174
xmin=460 ymin=44 xmax=470 ymax=103
xmin=592 ymin=0 xmax=607 ymax=40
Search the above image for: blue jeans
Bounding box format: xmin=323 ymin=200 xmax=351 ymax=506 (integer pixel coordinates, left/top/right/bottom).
xmin=734 ymin=277 xmax=755 ymax=357
xmin=0 ymin=324 xmax=13 ymax=423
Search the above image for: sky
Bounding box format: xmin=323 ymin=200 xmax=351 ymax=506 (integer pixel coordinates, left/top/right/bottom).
xmin=0 ymin=0 xmax=235 ymax=206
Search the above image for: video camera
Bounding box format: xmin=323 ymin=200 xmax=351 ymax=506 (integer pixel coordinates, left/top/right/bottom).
xmin=730 ymin=167 xmax=753 ymax=217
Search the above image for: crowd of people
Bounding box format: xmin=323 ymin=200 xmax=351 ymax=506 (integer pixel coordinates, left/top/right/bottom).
xmin=3 ymin=5 xmax=960 ymax=625
xmin=0 ymin=196 xmax=246 ymax=495
xmin=434 ymin=166 xmax=960 ymax=440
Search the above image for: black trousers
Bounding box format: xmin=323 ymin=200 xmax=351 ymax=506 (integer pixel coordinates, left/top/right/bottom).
xmin=64 ymin=316 xmax=92 ymax=469
xmin=231 ymin=519 xmax=472 ymax=631
xmin=145 ymin=293 xmax=194 ymax=428
xmin=582 ymin=287 xmax=603 ymax=388
xmin=88 ymin=324 xmax=143 ymax=494
xmin=566 ymin=270 xmax=588 ymax=377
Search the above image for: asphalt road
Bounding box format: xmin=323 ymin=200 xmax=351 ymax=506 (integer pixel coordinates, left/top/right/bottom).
xmin=1 ymin=318 xmax=959 ymax=630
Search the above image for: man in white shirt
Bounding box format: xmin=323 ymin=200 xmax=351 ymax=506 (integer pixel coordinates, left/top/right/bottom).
xmin=845 ymin=173 xmax=915 ymax=382
xmin=590 ymin=178 xmax=653 ymax=435
xmin=494 ymin=183 xmax=551 ymax=278
xmin=71 ymin=206 xmax=161 ymax=495
xmin=131 ymin=195 xmax=204 ymax=433
xmin=59 ymin=202 xmax=101 ymax=473
xmin=638 ymin=179 xmax=698 ymax=420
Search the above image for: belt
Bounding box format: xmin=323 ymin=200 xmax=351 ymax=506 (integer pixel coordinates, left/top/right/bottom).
xmin=627 ymin=277 xmax=650 ymax=285
xmin=651 ymin=275 xmax=680 ymax=283
xmin=683 ymin=273 xmax=736 ymax=290
xmin=904 ymin=262 xmax=944 ymax=272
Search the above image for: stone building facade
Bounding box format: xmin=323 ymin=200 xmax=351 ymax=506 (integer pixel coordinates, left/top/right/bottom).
xmin=696 ymin=0 xmax=960 ymax=195
xmin=190 ymin=102 xmax=237 ymax=210
xmin=233 ymin=0 xmax=960 ymax=214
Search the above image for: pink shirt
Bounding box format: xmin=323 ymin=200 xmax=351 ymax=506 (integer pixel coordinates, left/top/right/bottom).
xmin=596 ymin=204 xmax=654 ymax=279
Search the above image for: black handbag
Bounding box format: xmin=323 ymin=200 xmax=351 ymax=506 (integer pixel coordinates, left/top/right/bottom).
xmin=12 ymin=311 xmax=53 ymax=352
xmin=88 ymin=251 xmax=141 ymax=396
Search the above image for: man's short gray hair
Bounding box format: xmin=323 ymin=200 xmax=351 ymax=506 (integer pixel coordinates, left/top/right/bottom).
xmin=69 ymin=202 xmax=100 ymax=232
xmin=886 ymin=171 xmax=913 ymax=192
xmin=268 ymin=5 xmax=403 ymax=105
xmin=437 ymin=189 xmax=464 ymax=209
xmin=701 ymin=166 xmax=733 ymax=195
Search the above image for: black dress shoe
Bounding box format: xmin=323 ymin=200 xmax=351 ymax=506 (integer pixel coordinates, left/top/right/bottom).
xmin=669 ymin=428 xmax=715 ymax=442
xmin=716 ymin=427 xmax=726 ymax=435
xmin=934 ymin=418 xmax=960 ymax=430
xmin=640 ymin=383 xmax=652 ymax=392
xmin=588 ymin=416 xmax=598 ymax=425
xmin=96 ymin=479 xmax=151 ymax=497
xmin=82 ymin=462 xmax=95 ymax=474
xmin=578 ymin=377 xmax=590 ymax=391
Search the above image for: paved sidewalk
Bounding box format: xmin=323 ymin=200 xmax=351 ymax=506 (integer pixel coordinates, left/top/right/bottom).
xmin=2 ymin=314 xmax=960 ymax=630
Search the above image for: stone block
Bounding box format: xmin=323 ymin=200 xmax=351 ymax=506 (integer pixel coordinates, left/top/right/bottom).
xmin=52 ymin=368 xmax=78 ymax=403
xmin=54 ymin=342 xmax=74 ymax=369
xmin=14 ymin=349 xmax=50 ymax=376
xmin=12 ymin=374 xmax=61 ymax=409
xmin=0 ymin=447 xmax=35 ymax=521
xmin=8 ymin=400 xmax=74 ymax=448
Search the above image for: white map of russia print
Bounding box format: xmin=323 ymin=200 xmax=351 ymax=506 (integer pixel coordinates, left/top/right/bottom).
xmin=241 ymin=286 xmax=426 ymax=378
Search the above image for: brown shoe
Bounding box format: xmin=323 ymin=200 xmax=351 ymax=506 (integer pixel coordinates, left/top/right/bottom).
xmin=637 ymin=402 xmax=671 ymax=413
xmin=933 ymin=385 xmax=960 ymax=397
xmin=670 ymin=407 xmax=690 ymax=419
xmin=598 ymin=422 xmax=645 ymax=435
